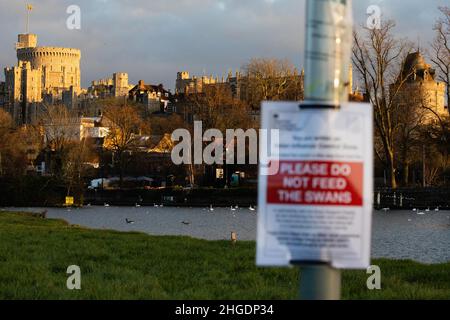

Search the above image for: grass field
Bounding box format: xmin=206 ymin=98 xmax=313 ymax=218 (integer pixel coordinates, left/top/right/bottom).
xmin=0 ymin=212 xmax=449 ymax=300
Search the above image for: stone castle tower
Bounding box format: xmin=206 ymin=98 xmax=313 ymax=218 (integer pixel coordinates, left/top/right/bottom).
xmin=392 ymin=52 xmax=447 ymax=121
xmin=4 ymin=33 xmax=81 ymax=123
xmin=113 ymin=72 xmax=129 ymax=97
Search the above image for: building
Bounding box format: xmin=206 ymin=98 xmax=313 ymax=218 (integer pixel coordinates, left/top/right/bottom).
xmin=4 ymin=33 xmax=81 ymax=123
xmin=392 ymin=51 xmax=447 ymax=121
xmin=176 ymin=72 xmax=219 ymax=95
xmin=174 ymin=69 xmax=304 ymax=124
xmin=129 ymin=80 xmax=172 ymax=114
xmin=175 ymin=71 xmax=244 ymax=97
xmin=80 ymin=116 xmax=110 ymax=141
xmin=113 ymin=73 xmax=130 ymax=97
xmin=88 ymin=72 xmax=132 ymax=99
xmin=0 ymin=81 xmax=6 ymax=108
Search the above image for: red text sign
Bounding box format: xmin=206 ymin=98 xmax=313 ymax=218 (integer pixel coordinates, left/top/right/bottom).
xmin=267 ymin=160 xmax=363 ymax=206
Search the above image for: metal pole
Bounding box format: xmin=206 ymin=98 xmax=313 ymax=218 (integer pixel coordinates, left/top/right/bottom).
xmin=26 ymin=5 xmax=30 ymax=34
xmin=299 ymin=264 xmax=341 ymax=300
xmin=298 ymin=0 xmax=353 ymax=300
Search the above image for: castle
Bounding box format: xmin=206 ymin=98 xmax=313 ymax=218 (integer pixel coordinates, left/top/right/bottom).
xmin=392 ymin=51 xmax=447 ymax=121
xmin=88 ymin=72 xmax=132 ymax=99
xmin=3 ymin=33 xmax=81 ymax=123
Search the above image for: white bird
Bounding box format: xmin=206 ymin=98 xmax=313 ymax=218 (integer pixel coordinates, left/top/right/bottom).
xmin=231 ymin=206 xmax=236 ymax=211
xmin=153 ymin=203 xmax=159 ymax=208
xmin=417 ymin=211 xmax=425 ymax=215
xmin=135 ymin=203 xmax=141 ymax=208
xmin=435 ymin=207 xmax=440 ymax=212
xmin=159 ymin=204 xmax=164 ymax=208
xmin=209 ymin=205 xmax=214 ymax=212
xmin=86 ymin=203 xmax=91 ymax=207
xmin=425 ymin=208 xmax=430 ymax=212
xmin=249 ymin=206 xmax=256 ymax=211
xmin=104 ymin=203 xmax=110 ymax=207
xmin=412 ymin=208 xmax=417 ymax=212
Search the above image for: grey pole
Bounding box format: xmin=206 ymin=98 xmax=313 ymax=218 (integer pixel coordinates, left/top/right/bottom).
xmin=299 ymin=264 xmax=342 ymax=300
xmin=298 ymin=0 xmax=353 ymax=300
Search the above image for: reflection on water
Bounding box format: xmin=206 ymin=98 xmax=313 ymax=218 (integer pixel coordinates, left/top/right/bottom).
xmin=372 ymin=210 xmax=450 ymax=264
xmin=2 ymin=207 xmax=450 ymax=264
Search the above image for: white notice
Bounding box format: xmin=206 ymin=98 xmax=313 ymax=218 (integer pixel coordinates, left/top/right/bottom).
xmin=257 ymin=102 xmax=373 ymax=269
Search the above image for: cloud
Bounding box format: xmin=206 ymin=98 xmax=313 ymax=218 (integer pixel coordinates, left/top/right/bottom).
xmin=0 ymin=0 xmax=444 ymax=89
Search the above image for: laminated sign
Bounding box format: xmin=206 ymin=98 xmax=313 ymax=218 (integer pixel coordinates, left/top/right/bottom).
xmin=257 ymin=102 xmax=373 ymax=269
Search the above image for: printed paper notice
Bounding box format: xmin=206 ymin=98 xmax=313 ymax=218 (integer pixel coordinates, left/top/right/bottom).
xmin=256 ymin=102 xmax=373 ymax=269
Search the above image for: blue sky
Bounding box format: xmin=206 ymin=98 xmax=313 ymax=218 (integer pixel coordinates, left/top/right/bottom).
xmin=0 ymin=0 xmax=445 ymax=90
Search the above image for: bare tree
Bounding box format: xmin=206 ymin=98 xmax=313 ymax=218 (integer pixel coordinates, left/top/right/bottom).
xmin=189 ymin=84 xmax=254 ymax=131
xmin=352 ymin=21 xmax=414 ymax=188
xmin=103 ymin=105 xmax=144 ymax=186
xmin=62 ymin=138 xmax=95 ymax=204
xmin=37 ymin=104 xmax=80 ymax=174
xmin=242 ymin=58 xmax=303 ymax=108
xmin=430 ymin=6 xmax=450 ymax=115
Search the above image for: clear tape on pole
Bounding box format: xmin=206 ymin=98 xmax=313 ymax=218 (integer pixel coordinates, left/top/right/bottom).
xmin=304 ymin=0 xmax=353 ymax=105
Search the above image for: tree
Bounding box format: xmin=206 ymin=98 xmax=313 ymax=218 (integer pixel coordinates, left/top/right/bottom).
xmin=188 ymin=84 xmax=254 ymax=131
xmin=0 ymin=109 xmax=14 ymax=176
xmin=149 ymin=114 xmax=185 ymax=136
xmin=396 ymin=102 xmax=427 ymax=186
xmin=62 ymin=138 xmax=95 ymax=204
xmin=103 ymin=105 xmax=144 ymax=186
xmin=430 ymin=6 xmax=450 ymax=116
xmin=0 ymin=110 xmax=41 ymax=177
xmin=353 ymin=21 xmax=414 ymax=188
xmin=242 ymin=58 xmax=303 ymax=108
xmin=37 ymin=104 xmax=80 ymax=175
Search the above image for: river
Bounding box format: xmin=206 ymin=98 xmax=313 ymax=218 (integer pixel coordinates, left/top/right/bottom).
xmin=2 ymin=206 xmax=450 ymax=264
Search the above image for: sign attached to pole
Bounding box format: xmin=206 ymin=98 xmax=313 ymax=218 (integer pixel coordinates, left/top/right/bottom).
xmin=257 ymin=101 xmax=373 ymax=269
xmin=65 ymin=196 xmax=74 ymax=206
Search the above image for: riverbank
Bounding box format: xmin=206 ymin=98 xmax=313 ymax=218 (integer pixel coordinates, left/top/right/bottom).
xmin=0 ymin=211 xmax=449 ymax=299
xmin=2 ymin=176 xmax=450 ymax=209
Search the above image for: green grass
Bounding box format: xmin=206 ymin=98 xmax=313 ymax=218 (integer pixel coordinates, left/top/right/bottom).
xmin=0 ymin=212 xmax=449 ymax=300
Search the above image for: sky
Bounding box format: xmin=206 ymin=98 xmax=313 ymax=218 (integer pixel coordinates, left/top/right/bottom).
xmin=0 ymin=0 xmax=445 ymax=90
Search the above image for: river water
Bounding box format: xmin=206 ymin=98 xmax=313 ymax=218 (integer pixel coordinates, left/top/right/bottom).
xmin=2 ymin=206 xmax=450 ymax=264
